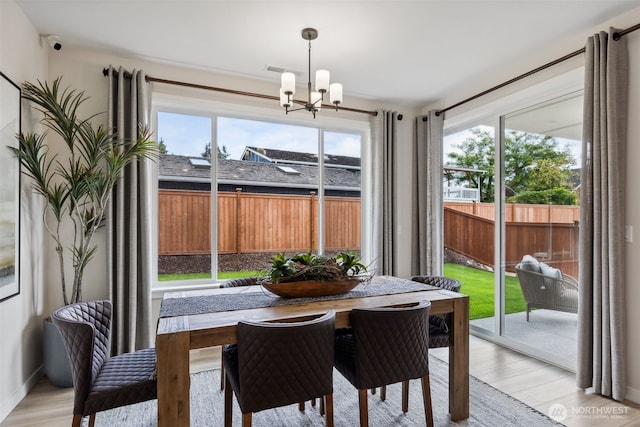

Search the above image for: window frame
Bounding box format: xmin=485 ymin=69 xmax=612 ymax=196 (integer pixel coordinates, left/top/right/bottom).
xmin=150 ymin=92 xmax=370 ymax=293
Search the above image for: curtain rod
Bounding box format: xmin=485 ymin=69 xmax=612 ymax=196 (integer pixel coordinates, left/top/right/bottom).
xmin=436 ymin=23 xmax=640 ymax=116
xmin=102 ymin=69 xmax=377 ymax=116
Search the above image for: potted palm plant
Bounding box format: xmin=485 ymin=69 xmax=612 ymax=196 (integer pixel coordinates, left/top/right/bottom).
xmin=8 ymin=77 xmax=157 ymax=386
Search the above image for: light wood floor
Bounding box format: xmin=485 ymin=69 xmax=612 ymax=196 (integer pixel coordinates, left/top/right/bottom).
xmin=2 ymin=335 xmax=639 ymax=426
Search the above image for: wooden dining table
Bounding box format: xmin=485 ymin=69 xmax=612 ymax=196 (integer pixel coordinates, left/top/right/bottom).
xmin=155 ymin=276 xmax=469 ymax=426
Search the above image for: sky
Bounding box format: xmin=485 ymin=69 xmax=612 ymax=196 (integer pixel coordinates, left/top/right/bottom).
xmin=157 ymin=112 xmax=361 ymax=160
xmin=157 ymin=111 xmax=581 ymax=168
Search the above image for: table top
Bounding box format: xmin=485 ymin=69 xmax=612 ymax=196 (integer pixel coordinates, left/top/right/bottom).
xmin=156 ymin=275 xmax=467 ymax=350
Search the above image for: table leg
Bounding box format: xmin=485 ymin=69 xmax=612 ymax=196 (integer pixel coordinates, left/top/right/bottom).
xmin=449 ymin=296 xmax=469 ymax=421
xmin=157 ymin=330 xmax=191 ymax=427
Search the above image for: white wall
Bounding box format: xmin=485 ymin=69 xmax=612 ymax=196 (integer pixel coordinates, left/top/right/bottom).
xmin=0 ymin=0 xmax=48 ymax=421
xmin=427 ymin=6 xmax=640 ymax=402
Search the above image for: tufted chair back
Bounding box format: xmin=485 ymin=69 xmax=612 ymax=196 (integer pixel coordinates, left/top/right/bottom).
xmin=52 ymin=300 xmax=112 ymax=415
xmin=219 ymin=276 xmax=262 ymax=288
xmin=333 ymin=301 xmax=433 ymax=426
xmin=223 ymin=310 xmax=336 ymax=424
xmin=338 ymin=301 xmax=431 ymax=389
xmin=410 ymin=276 xmax=461 ymax=348
xmin=52 ymin=300 xmax=156 ymax=427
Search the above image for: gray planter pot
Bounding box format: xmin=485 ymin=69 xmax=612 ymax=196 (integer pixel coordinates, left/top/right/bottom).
xmin=43 ymin=317 xmax=73 ymax=388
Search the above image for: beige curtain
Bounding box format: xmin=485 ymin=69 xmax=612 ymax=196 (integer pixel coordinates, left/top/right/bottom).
xmin=578 ymin=28 xmax=627 ymax=401
xmin=370 ymin=111 xmax=399 ymax=275
xmin=412 ymin=111 xmax=444 ymax=276
xmin=106 ymin=66 xmax=154 ymax=354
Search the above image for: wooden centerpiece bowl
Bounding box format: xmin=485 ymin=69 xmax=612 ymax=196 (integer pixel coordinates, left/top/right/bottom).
xmin=262 ymin=278 xmax=362 ymax=298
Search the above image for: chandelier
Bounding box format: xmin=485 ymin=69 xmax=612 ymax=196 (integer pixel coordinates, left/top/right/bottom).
xmin=279 ymin=28 xmax=343 ymax=118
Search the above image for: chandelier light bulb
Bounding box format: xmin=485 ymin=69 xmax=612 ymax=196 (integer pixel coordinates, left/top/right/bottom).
xmin=281 ymin=72 xmax=296 ymax=95
xmin=329 ymin=83 xmax=343 ymax=106
xmin=315 ymin=70 xmax=330 ymax=93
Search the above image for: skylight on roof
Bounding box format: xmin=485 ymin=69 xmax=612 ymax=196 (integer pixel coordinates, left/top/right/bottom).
xmin=189 ymin=158 xmax=211 ymax=168
xmin=276 ymin=165 xmax=300 ymax=175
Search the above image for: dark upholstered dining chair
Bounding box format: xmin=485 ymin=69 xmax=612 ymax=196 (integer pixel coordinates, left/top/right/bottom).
xmin=223 ymin=310 xmax=336 ymax=427
xmin=410 ymin=275 xmax=462 ymax=348
xmin=218 ymin=276 xmax=263 ymax=390
xmin=52 ymin=300 xmax=157 ymax=427
xmin=334 ymin=301 xmax=434 ymax=427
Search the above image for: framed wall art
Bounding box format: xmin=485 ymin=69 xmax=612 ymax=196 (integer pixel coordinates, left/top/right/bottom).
xmin=0 ymin=71 xmax=20 ymax=302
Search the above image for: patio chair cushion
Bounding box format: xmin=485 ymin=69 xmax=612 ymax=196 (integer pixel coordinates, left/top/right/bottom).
xmin=519 ymin=255 xmax=541 ymax=273
xmin=539 ymin=261 xmax=562 ymax=278
xmin=539 ymin=261 xmax=562 ymax=288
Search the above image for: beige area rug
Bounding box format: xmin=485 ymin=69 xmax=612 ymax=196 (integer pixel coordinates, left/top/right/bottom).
xmin=94 ymin=355 xmax=563 ymax=426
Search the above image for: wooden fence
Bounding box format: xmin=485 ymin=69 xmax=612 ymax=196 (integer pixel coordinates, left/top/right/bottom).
xmin=444 ymin=207 xmax=579 ymax=278
xmin=444 ymin=201 xmax=580 ymax=223
xmin=158 ymin=189 xmax=361 ymax=256
xmin=159 ymin=191 xmax=580 ymax=278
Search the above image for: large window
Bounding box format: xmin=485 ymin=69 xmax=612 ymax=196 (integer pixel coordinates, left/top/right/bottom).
xmin=154 ymin=108 xmax=363 ymax=287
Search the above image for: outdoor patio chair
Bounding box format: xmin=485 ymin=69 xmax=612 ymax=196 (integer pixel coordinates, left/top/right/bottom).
xmin=223 ymin=310 xmax=336 ymax=426
xmin=52 ymin=300 xmax=157 ymax=427
xmin=515 ymin=255 xmax=578 ymax=321
xmin=334 ymin=301 xmax=434 ymax=427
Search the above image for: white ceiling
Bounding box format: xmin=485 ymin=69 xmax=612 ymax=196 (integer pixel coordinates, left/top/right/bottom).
xmin=14 ymin=1 xmax=640 ymax=108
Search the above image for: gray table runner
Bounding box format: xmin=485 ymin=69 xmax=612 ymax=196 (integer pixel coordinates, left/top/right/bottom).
xmin=159 ymin=276 xmax=437 ymax=318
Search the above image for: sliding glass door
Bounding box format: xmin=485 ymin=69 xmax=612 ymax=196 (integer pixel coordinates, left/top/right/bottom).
xmin=499 ymin=92 xmax=582 ymax=369
xmin=443 ymin=86 xmax=582 ymax=370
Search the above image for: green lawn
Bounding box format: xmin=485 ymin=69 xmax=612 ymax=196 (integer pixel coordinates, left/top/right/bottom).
xmin=444 ymin=263 xmax=527 ymax=320
xmin=158 ymin=264 xmax=526 ymax=321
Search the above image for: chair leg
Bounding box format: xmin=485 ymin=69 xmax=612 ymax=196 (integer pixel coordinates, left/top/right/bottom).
xmin=311 ymin=398 xmax=316 ymax=407
xmin=371 ymin=387 xmax=376 ymax=395
xmin=71 ymin=414 xmax=83 ymax=427
xmin=358 ymin=388 xmax=369 ymax=427
xmin=325 ymin=394 xmax=334 ymax=427
xmin=242 ymin=412 xmax=252 ymax=427
xmin=220 ymin=347 xmax=226 ymax=390
xmin=526 ymin=305 xmax=530 ymax=321
xmin=320 ymin=395 xmax=325 ymax=415
xmin=224 ymin=375 xmax=233 ymax=427
xmin=402 ymin=380 xmax=410 ymax=412
xmin=422 ymin=374 xmax=434 ymax=427
xmin=88 ymin=413 xmax=96 ymax=427
xmin=380 ymin=385 xmax=386 ymax=401
xmin=299 ymin=401 xmax=305 ymax=411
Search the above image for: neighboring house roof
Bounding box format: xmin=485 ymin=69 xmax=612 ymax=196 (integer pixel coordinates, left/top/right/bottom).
xmin=242 ymin=146 xmax=361 ymax=169
xmin=158 ymin=154 xmax=360 ymax=190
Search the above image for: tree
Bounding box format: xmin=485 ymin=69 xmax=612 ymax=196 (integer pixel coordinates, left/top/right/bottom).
xmin=503 ymin=131 xmax=575 ymax=194
xmin=446 ymin=128 xmax=576 ymax=203
xmin=217 ymin=144 xmax=230 ymax=159
xmin=202 ymin=142 xmax=211 ymax=159
xmin=527 ymin=158 xmax=576 ymax=191
xmin=201 ymin=142 xmax=229 ymax=159
xmin=447 ymin=128 xmax=495 ymax=202
xmin=157 ymin=137 xmax=168 ymax=154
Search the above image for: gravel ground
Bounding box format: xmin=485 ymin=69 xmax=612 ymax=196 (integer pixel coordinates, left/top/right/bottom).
xmin=158 ymin=251 xmax=362 ymax=274
xmin=159 ymin=249 xmax=484 ymax=275
xmin=158 ymin=253 xmax=276 ymax=274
